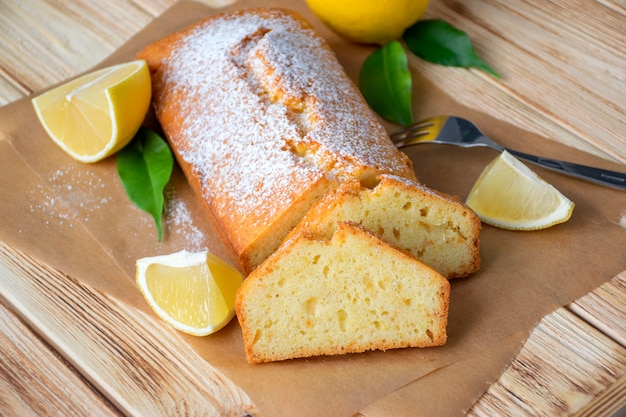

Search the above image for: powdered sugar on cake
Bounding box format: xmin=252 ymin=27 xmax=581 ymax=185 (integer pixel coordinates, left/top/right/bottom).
xmin=152 ymin=11 xmax=412 ymax=229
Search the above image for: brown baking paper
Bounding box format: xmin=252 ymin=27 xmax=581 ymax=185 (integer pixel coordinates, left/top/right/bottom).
xmin=1 ymin=1 xmax=625 ymax=416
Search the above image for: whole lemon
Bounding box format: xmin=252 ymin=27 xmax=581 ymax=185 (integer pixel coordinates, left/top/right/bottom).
xmin=306 ymin=0 xmax=430 ymax=44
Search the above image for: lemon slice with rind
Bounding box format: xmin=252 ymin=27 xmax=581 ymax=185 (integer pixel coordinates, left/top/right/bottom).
xmin=32 ymin=60 xmax=151 ymax=163
xmin=136 ymin=250 xmax=243 ymax=336
xmin=466 ymin=150 xmax=574 ymax=230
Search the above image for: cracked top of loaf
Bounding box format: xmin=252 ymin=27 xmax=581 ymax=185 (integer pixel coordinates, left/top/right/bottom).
xmin=138 ymin=8 xmax=416 ymax=272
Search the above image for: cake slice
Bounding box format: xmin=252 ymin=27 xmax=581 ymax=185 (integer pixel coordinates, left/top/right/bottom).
xmin=292 ymin=174 xmax=481 ymax=278
xmin=236 ymin=222 xmax=450 ymax=363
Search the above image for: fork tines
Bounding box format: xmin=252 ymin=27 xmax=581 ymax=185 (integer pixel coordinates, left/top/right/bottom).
xmin=390 ymin=118 xmax=435 ymax=143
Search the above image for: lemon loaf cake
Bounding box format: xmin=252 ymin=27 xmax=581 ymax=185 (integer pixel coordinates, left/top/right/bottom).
xmin=137 ymin=8 xmax=416 ymax=274
xmin=236 ymin=222 xmax=450 ymax=363
xmin=292 ymin=174 xmax=481 ymax=278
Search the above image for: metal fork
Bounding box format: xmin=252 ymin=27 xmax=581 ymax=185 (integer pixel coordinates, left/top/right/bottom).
xmin=391 ymin=115 xmax=626 ymax=191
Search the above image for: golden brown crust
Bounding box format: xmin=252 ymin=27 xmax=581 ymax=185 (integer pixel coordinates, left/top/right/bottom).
xmin=137 ymin=8 xmax=416 ymax=274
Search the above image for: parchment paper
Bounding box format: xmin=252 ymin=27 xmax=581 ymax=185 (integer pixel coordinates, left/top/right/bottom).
xmin=1 ymin=1 xmax=625 ymax=416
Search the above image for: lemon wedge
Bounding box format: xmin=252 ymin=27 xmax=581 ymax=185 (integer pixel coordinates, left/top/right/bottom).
xmin=466 ymin=151 xmax=574 ymax=230
xmin=32 ymin=60 xmax=151 ymax=163
xmin=135 ymin=250 xmax=243 ymax=336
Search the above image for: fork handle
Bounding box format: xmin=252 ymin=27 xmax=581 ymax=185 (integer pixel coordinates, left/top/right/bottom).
xmin=506 ymin=149 xmax=626 ymax=191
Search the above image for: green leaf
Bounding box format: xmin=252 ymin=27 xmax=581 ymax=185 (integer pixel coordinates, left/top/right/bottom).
xmin=117 ymin=127 xmax=174 ymax=242
xmin=403 ymin=19 xmax=500 ymax=78
xmin=359 ymin=40 xmax=414 ymax=126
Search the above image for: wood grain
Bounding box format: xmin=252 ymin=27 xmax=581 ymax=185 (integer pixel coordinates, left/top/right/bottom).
xmin=467 ymin=285 xmax=626 ymax=416
xmin=0 ymin=243 xmax=260 ymax=417
xmin=0 ymin=0 xmax=624 ymax=415
xmin=0 ymin=300 xmax=123 ymax=417
xmin=420 ymin=0 xmax=626 ymax=163
xmin=0 ymin=0 xmax=235 ymax=105
xmin=569 ymin=272 xmax=626 ymax=348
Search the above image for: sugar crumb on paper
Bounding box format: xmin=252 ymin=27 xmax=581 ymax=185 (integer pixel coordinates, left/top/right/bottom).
xmin=164 ymin=186 xmax=207 ymax=251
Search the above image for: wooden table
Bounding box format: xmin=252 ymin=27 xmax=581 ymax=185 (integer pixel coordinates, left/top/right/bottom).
xmin=1 ymin=0 xmax=624 ymax=415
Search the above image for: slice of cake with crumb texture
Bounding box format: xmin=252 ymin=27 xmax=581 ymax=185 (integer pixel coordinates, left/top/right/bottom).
xmin=290 ymin=174 xmax=481 ymax=279
xmin=235 ymin=221 xmax=450 ymax=363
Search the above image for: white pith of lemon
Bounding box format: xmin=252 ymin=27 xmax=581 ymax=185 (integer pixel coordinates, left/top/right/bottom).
xmin=32 ymin=60 xmax=151 ymax=163
xmin=135 ymin=250 xmax=243 ymax=336
xmin=466 ymin=151 xmax=575 ymax=230
xmin=306 ymin=0 xmax=430 ymax=45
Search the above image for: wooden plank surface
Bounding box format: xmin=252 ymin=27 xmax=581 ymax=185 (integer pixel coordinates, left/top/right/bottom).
xmin=0 ymin=0 xmax=625 ymax=415
xmin=468 ymin=284 xmax=626 ymax=416
xmin=0 ymin=300 xmax=123 ymax=417
xmin=421 ymin=0 xmax=626 ymax=163
xmin=0 ymin=243 xmax=260 ymax=417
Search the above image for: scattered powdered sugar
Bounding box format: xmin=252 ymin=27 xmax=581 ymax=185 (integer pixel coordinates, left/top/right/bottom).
xmin=48 ymin=168 xmax=112 ymax=217
xmin=29 ymin=166 xmax=113 ymax=228
xmin=29 ymin=165 xmax=209 ymax=251
xmin=29 ymin=183 xmax=76 ymax=229
xmin=148 ymin=10 xmax=413 ymax=247
xmin=163 ymin=186 xmax=207 ymax=251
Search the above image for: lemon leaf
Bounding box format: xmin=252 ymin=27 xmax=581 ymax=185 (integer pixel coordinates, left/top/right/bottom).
xmin=117 ymin=127 xmax=174 ymax=241
xmin=403 ymin=19 xmax=500 ymax=78
xmin=359 ymin=40 xmax=414 ymax=126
